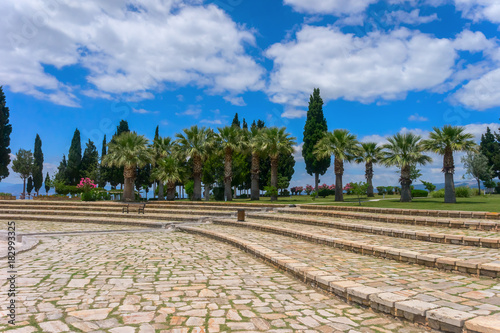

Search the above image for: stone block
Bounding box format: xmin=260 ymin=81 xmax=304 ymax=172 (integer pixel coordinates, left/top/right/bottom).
xmin=347 ymin=286 xmax=382 ymax=306
xmin=395 ymin=300 xmax=439 ymax=323
xmin=370 ymin=292 xmax=407 ymax=315
xmin=465 ymin=315 xmax=500 ymax=333
xmin=426 ymin=307 xmax=475 ymax=332
xmin=330 ymin=280 xmax=362 ymax=298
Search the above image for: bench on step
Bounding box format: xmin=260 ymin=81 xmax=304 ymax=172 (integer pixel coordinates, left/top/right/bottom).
xmin=122 ymin=203 xmax=146 ymax=214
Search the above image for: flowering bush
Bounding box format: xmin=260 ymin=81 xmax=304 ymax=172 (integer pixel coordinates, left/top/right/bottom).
xmin=305 ymin=185 xmax=314 ymax=195
xmin=344 ymin=183 xmax=353 ymax=194
xmin=290 ymin=186 xmax=304 ymax=195
xmin=77 ymin=178 xmax=97 ymax=191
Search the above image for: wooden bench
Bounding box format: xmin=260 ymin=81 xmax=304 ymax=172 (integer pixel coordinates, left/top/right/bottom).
xmin=122 ymin=203 xmax=146 ymax=214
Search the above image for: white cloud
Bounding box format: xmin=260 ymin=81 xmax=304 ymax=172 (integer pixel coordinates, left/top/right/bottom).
xmin=200 ymin=119 xmax=223 ymax=125
xmin=293 ymin=143 xmax=304 ymax=162
xmin=454 ymin=0 xmax=500 ymax=23
xmin=453 ymin=68 xmax=500 ymax=110
xmin=266 ymin=27 xmax=469 ymax=106
xmin=81 ymin=90 xmax=113 ymax=100
xmin=223 ymin=96 xmax=246 ymax=106
xmin=132 ymin=108 xmax=159 ymax=114
xmin=175 ymin=106 xmax=202 ymax=118
xmin=282 ymin=109 xmax=307 ymax=119
xmin=384 ymin=9 xmax=438 ymax=25
xmin=284 ymin=0 xmax=378 ymax=16
xmin=0 ymin=1 xmax=264 ymax=106
xmin=408 ymin=113 xmax=429 ymax=121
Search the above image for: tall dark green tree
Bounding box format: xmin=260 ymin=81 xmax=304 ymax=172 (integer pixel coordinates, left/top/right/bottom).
xmin=81 ymin=139 xmax=99 ymax=180
xmin=98 ymin=135 xmax=108 ymax=188
xmin=33 ymin=134 xmax=44 ymax=195
xmin=135 ymin=163 xmax=152 ymax=199
xmin=303 ymin=88 xmax=331 ymax=195
xmin=108 ymin=120 xmax=130 ymax=188
xmin=27 ymin=176 xmax=33 ymax=195
xmin=55 ymin=154 xmax=69 ymax=183
xmin=242 ymin=118 xmax=248 ymax=130
xmin=232 ymin=113 xmax=240 ymax=128
xmin=0 ymin=86 xmax=12 ymax=181
xmin=154 ymin=125 xmax=159 ymax=140
xmin=67 ymin=129 xmax=82 ymax=185
xmin=480 ymin=127 xmax=500 ymax=180
xmin=44 ymin=172 xmax=51 ymax=195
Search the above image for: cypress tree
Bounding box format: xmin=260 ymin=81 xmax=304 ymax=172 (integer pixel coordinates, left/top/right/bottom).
xmin=55 ymin=155 xmax=68 ymax=183
xmin=232 ymin=113 xmax=240 ymax=128
xmin=480 ymin=127 xmax=500 ymax=180
xmin=99 ymin=135 xmax=107 ymax=188
xmin=45 ymin=172 xmax=51 ymax=195
xmin=27 ymin=176 xmax=33 ymax=195
xmin=67 ymin=129 xmax=82 ymax=185
xmin=33 ymin=134 xmax=44 ymax=195
xmin=302 ymin=88 xmax=331 ymax=195
xmin=81 ymin=139 xmax=99 ymax=179
xmin=242 ymin=118 xmax=248 ymax=130
xmin=154 ymin=125 xmax=159 ymax=140
xmin=0 ymin=86 xmax=12 ymax=181
xmin=251 ymin=120 xmax=257 ymax=131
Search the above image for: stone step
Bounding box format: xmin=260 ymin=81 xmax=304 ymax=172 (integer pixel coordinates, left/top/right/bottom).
xmin=180 ymin=224 xmax=500 ymax=333
xmin=280 ymin=208 xmax=500 ymax=230
xmin=211 ymin=218 xmax=500 ymax=279
xmin=298 ymin=204 xmax=500 ymax=220
xmin=247 ymin=212 xmax=500 ymax=248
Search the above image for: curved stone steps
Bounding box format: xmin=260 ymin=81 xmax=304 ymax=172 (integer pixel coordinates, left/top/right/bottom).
xmin=179 ymin=224 xmax=500 ymax=333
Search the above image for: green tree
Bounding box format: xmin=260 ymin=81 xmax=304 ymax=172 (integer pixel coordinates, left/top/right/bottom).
xmin=232 ymin=113 xmax=240 ymax=128
xmin=27 ymin=176 xmax=33 ymax=195
xmin=218 ymin=126 xmax=243 ymax=201
xmin=98 ymin=135 xmax=108 ymax=188
xmin=152 ymin=156 xmax=183 ymax=201
xmin=202 ymin=150 xmax=224 ymax=201
xmin=33 ymin=134 xmax=44 ymax=195
xmin=67 ymin=128 xmax=82 ymax=185
xmin=135 ymin=163 xmax=152 ymax=199
xmin=108 ymin=120 xmax=130 ymax=188
xmin=382 ymin=133 xmax=432 ymax=202
xmin=246 ymin=127 xmax=265 ymax=200
xmin=461 ymin=152 xmax=494 ymax=194
xmin=480 ymin=127 xmax=500 ymax=180
xmin=150 ymin=136 xmax=173 ymax=200
xmin=422 ymin=125 xmax=476 ymax=203
xmin=420 ymin=180 xmax=436 ymax=192
xmin=0 ymin=86 xmax=12 ymax=181
xmin=12 ymin=148 xmax=33 ymax=198
xmin=351 ymin=181 xmax=369 ymax=205
xmin=261 ymin=127 xmax=296 ymax=201
xmin=303 ymin=88 xmax=331 ymax=196
xmin=175 ymin=126 xmax=215 ymax=201
xmin=314 ymin=129 xmax=359 ymax=202
xmin=103 ymin=132 xmax=151 ymax=201
xmin=81 ymin=139 xmax=99 ymax=180
xmin=242 ymin=118 xmax=248 ymax=130
xmin=355 ymin=142 xmax=383 ymax=197
xmin=55 ymin=154 xmax=69 ymax=184
xmin=44 ymin=172 xmax=51 ymax=195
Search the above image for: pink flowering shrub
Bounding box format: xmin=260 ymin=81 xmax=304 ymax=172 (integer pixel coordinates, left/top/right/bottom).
xmin=305 ymin=185 xmax=314 ymax=195
xmin=77 ymin=178 xmax=97 ymax=192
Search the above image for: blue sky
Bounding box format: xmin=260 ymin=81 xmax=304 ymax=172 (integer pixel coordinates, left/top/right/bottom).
xmin=2 ymin=0 xmax=500 ymax=191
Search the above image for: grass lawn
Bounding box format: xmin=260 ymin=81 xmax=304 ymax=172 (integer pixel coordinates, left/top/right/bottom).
xmin=228 ymin=194 xmax=500 ymax=212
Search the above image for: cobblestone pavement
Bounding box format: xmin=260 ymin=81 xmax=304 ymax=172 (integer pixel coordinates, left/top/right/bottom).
xmin=0 ymin=231 xmax=427 ymax=332
xmin=0 ymin=220 xmax=146 ymax=233
xmin=198 ymin=224 xmax=500 ymax=316
xmin=242 ymin=219 xmax=500 ymax=262
xmin=274 ymin=214 xmax=500 ymax=238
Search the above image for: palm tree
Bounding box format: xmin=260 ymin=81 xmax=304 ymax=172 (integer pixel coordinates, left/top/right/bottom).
xmin=151 ymin=156 xmax=183 ymax=201
xmin=218 ymin=126 xmax=243 ymax=201
xmin=314 ymin=129 xmax=359 ymax=202
xmin=104 ymin=132 xmax=151 ymax=201
xmin=244 ymin=127 xmax=266 ymax=200
xmin=149 ymin=137 xmax=173 ymax=200
xmin=422 ymin=125 xmax=476 ymax=203
xmin=175 ymin=126 xmax=215 ymax=201
xmin=261 ymin=127 xmax=296 ymax=201
xmin=382 ymin=133 xmax=432 ymax=202
xmin=355 ymin=142 xmax=384 ymax=197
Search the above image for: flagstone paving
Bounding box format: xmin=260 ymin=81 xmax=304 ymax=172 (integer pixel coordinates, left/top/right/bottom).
xmin=195 ymin=224 xmax=500 ymax=316
xmin=0 ymin=220 xmax=146 ymax=233
xmin=0 ymin=231 xmax=427 ymax=332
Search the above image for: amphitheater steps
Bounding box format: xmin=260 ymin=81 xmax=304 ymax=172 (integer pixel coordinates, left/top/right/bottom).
xmin=210 ymin=218 xmax=500 ymax=279
xmin=247 ymin=212 xmax=500 ymax=248
xmin=180 ymin=224 xmax=500 ymax=333
xmin=279 ymin=208 xmax=500 ymax=231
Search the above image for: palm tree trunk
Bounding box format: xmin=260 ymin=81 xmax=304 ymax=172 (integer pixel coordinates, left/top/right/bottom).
xmin=400 ymin=165 xmax=412 ymax=202
xmin=123 ymin=166 xmax=136 ymax=202
xmin=315 ymin=173 xmax=319 ymax=198
xmin=334 ymin=157 xmax=344 ymax=202
xmin=251 ymin=152 xmax=260 ymax=200
xmin=270 ymin=156 xmax=278 ymax=201
xmin=366 ymin=162 xmax=374 ymax=197
xmin=158 ymin=182 xmax=164 ymax=200
xmin=166 ymin=181 xmax=176 ymax=201
xmin=193 ymin=155 xmax=202 ymax=201
xmin=224 ymin=148 xmax=232 ymax=201
xmin=443 ymin=147 xmax=456 ymax=203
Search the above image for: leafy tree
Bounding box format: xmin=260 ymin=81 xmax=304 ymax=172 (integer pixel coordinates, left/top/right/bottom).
xmin=108 ymin=120 xmax=130 ymax=188
xmin=67 ymin=128 xmax=82 ymax=185
xmin=44 ymin=172 xmax=51 ymax=195
xmin=314 ymin=129 xmax=359 ymax=202
xmin=81 ymin=139 xmax=99 ymax=180
xmin=0 ymin=86 xmax=12 ymax=181
xmin=232 ymin=113 xmax=240 ymax=128
xmin=409 ymin=164 xmax=422 ymax=182
xmin=218 ymin=126 xmax=243 ymax=201
xmin=382 ymin=133 xmax=432 ymax=202
xmin=135 ymin=163 xmax=152 ymax=199
xmin=261 ymin=127 xmax=296 ymax=201
xmin=152 ymin=156 xmax=183 ymax=201
xmin=33 ymin=134 xmax=44 ymax=195
xmin=480 ymin=127 xmax=500 ymax=180
xmin=201 ymin=150 xmax=224 ymax=200
xmin=461 ymin=151 xmax=494 ymax=194
xmin=355 ymin=142 xmax=383 ymax=197
xmin=175 ymin=126 xmax=215 ymax=200
xmin=351 ymin=181 xmax=369 ymax=206
xmin=55 ymin=154 xmax=69 ymax=184
xmin=303 ymin=88 xmax=331 ymax=196
xmin=103 ymin=132 xmax=151 ymax=201
xmin=27 ymin=176 xmax=33 ymax=195
xmin=420 ymin=180 xmax=436 ymax=192
xmin=12 ymin=149 xmax=33 ymax=198
xmin=150 ymin=136 xmax=173 ymax=199
xmin=422 ymin=125 xmax=476 ymax=203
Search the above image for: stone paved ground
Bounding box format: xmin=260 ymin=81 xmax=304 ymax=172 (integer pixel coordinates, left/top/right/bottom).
xmin=0 ymin=231 xmax=427 ymax=332
xmin=240 ymin=219 xmax=500 ymax=262
xmin=0 ymin=220 xmax=146 ymax=233
xmin=197 ymin=224 xmax=500 ymax=316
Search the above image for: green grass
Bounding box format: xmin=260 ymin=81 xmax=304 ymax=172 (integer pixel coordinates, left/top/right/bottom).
xmin=227 ymin=194 xmax=500 ymax=212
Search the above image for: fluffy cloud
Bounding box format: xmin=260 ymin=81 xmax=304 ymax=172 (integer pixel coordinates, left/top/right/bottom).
xmin=284 ymin=0 xmax=378 ymax=15
xmin=0 ymin=0 xmax=263 ymax=106
xmin=282 ymin=108 xmax=307 ymax=119
xmin=408 ymin=113 xmax=429 ymax=121
xmin=266 ymin=27 xmax=493 ymax=106
xmin=453 ymin=68 xmax=500 ymax=110
xmin=383 ymin=9 xmax=438 ymax=25
xmin=454 ymin=0 xmax=500 ymax=23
